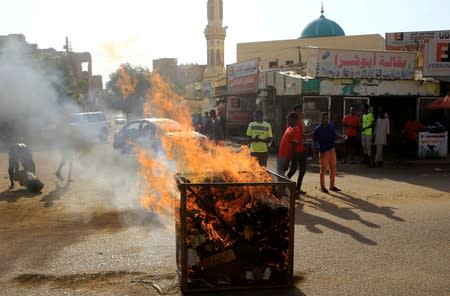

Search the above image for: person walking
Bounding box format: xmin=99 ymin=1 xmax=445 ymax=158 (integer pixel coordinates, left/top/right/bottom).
xmin=342 ymin=106 xmax=361 ymax=163
xmin=286 ymin=104 xmax=308 ymax=194
xmin=276 ymin=112 xmax=300 ymax=177
xmin=246 ymin=109 xmax=273 ymax=167
xmin=313 ymin=112 xmax=342 ymax=193
xmin=361 ymin=104 xmax=375 ymax=165
xmin=373 ymin=108 xmax=390 ymax=167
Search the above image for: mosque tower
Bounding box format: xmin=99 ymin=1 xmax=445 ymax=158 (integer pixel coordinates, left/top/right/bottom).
xmin=203 ymin=0 xmax=227 ymax=79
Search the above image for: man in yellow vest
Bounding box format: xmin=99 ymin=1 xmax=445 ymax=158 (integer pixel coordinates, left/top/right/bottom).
xmin=246 ymin=109 xmax=273 ymax=167
xmin=361 ymin=104 xmax=375 ymax=164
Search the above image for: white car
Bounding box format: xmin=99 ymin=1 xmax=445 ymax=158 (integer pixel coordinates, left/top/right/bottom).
xmin=69 ymin=112 xmax=110 ymax=143
xmin=113 ymin=113 xmax=127 ymax=125
xmin=113 ymin=118 xmax=206 ymax=154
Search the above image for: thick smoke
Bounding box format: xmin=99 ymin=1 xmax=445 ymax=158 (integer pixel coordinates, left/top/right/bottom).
xmin=0 ymin=39 xmax=147 ymax=223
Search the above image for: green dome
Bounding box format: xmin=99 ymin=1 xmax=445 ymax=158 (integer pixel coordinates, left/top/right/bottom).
xmin=300 ymin=14 xmax=345 ymax=39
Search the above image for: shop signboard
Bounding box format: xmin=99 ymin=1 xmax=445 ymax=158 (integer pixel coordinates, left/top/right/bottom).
xmin=227 ymin=59 xmax=259 ymax=95
xmin=386 ymin=30 xmax=450 ymax=51
xmin=417 ymin=131 xmax=448 ymax=158
xmin=423 ymin=39 xmax=450 ymax=77
xmin=302 ymin=47 xmax=416 ymax=80
xmin=320 ymin=79 xmax=439 ymax=96
xmin=226 ymin=96 xmax=254 ymax=123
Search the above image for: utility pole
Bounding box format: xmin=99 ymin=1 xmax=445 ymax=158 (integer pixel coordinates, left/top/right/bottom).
xmin=63 ymin=36 xmax=71 ymax=52
xmin=296 ymin=46 xmax=302 ymax=64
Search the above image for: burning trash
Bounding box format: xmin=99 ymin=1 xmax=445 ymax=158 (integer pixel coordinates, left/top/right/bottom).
xmin=175 ymin=170 xmax=295 ymax=292
xmin=131 ymin=73 xmax=295 ymax=291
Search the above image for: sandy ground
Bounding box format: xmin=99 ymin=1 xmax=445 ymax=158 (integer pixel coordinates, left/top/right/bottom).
xmin=0 ymin=143 xmax=449 ymax=295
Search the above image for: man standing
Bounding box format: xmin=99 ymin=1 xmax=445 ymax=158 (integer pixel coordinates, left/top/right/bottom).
xmin=209 ymin=109 xmax=224 ymax=142
xmin=403 ymin=112 xmax=423 ymax=158
xmin=277 ymin=112 xmax=299 ymax=177
xmin=342 ymin=106 xmax=360 ymax=163
xmin=373 ymin=108 xmax=390 ymax=167
xmin=313 ymin=112 xmax=341 ymax=193
xmin=202 ymin=111 xmax=211 ymax=136
xmin=246 ymin=109 xmax=273 ymax=167
xmin=361 ymin=104 xmax=375 ymax=165
xmin=286 ymin=104 xmax=308 ymax=194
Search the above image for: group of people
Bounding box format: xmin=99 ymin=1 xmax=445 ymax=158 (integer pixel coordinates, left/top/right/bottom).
xmin=343 ymin=104 xmax=424 ymax=166
xmin=247 ymin=105 xmax=340 ymax=195
xmin=343 ymin=104 xmax=390 ymax=168
xmin=246 ymin=102 xmax=423 ymax=196
xmin=197 ymin=109 xmax=225 ymax=142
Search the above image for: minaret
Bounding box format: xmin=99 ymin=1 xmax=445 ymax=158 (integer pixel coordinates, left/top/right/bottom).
xmin=204 ymin=0 xmax=227 ymax=79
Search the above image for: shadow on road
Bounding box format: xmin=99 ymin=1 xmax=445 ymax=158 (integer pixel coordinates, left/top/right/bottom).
xmin=0 ymin=188 xmax=41 ymax=202
xmin=329 ymin=191 xmax=405 ymax=222
xmin=199 ymin=284 xmax=306 ymax=296
xmin=294 ymin=202 xmax=377 ymax=246
xmin=305 ymin=195 xmax=381 ymax=228
xmin=40 ymin=182 xmax=70 ymax=207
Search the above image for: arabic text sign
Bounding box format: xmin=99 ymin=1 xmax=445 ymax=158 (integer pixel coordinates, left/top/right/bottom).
xmin=386 ymin=30 xmax=450 ymax=51
xmin=423 ymin=39 xmax=450 ymax=77
xmin=227 ymin=59 xmax=259 ymax=94
xmin=303 ymin=48 xmax=416 ymax=79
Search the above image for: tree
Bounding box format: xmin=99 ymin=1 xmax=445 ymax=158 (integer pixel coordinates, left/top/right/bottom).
xmin=105 ymin=63 xmax=151 ymax=116
xmin=34 ymin=52 xmax=86 ymax=106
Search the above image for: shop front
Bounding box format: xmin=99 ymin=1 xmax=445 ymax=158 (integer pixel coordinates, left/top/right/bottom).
xmin=226 ymin=59 xmax=260 ymax=141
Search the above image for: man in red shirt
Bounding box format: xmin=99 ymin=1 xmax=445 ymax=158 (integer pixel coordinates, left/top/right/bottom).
xmin=342 ymin=107 xmax=360 ymax=163
xmin=403 ymin=112 xmax=423 ymax=158
xmin=286 ymin=104 xmax=308 ymax=195
xmin=277 ymin=112 xmax=300 ymax=178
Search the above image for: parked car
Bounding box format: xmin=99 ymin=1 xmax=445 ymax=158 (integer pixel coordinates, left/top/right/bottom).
xmin=113 ymin=118 xmax=206 ymax=154
xmin=69 ymin=112 xmax=110 ymax=143
xmin=113 ymin=113 xmax=127 ymax=125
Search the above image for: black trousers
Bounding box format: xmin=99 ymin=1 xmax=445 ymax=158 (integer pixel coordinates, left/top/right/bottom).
xmin=251 ymin=152 xmax=269 ymax=167
xmin=287 ymin=151 xmax=307 ymax=190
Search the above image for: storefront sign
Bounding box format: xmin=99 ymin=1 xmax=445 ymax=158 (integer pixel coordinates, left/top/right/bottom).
xmin=386 ymin=30 xmax=450 ymax=51
xmin=423 ymin=39 xmax=450 ymax=77
xmin=227 ymin=59 xmax=259 ymax=95
xmin=418 ymin=131 xmax=448 ymax=158
xmin=202 ymin=80 xmax=215 ymax=97
xmin=320 ymin=79 xmax=439 ymax=96
xmin=226 ymin=96 xmax=254 ymax=123
xmin=302 ymin=47 xmax=416 ymax=79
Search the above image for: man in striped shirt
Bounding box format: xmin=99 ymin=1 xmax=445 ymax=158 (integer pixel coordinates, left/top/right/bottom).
xmin=246 ymin=110 xmax=273 ymax=167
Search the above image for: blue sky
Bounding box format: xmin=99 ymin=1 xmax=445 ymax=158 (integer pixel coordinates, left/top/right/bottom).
xmin=1 ymin=0 xmax=449 ymax=81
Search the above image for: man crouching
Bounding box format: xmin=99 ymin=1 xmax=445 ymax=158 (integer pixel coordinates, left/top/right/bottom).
xmin=8 ymin=142 xmax=44 ymax=193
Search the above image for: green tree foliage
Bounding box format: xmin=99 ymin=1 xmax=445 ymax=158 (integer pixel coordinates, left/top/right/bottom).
xmin=34 ymin=52 xmax=87 ymax=106
xmin=105 ymin=63 xmax=151 ymax=115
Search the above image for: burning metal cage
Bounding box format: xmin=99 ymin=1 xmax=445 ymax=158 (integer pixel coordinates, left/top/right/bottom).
xmin=175 ymin=170 xmax=296 ymax=293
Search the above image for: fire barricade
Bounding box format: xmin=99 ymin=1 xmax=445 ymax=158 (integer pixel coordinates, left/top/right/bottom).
xmin=175 ymin=170 xmax=296 ymax=293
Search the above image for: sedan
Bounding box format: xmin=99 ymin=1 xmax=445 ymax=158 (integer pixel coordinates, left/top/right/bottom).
xmin=113 ymin=118 xmax=206 ymax=154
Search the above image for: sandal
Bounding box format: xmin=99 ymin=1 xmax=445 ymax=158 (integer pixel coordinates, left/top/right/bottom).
xmin=320 ymin=187 xmax=328 ymax=193
xmin=330 ymin=186 xmax=341 ymax=192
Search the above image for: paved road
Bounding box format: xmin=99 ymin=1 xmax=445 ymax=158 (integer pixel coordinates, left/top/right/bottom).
xmin=0 ymin=144 xmax=449 ymax=295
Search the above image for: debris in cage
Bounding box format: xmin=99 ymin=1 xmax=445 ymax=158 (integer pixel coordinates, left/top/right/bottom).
xmin=176 ymin=170 xmax=295 ymax=292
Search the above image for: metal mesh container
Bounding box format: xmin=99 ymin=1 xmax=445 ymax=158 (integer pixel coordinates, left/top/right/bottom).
xmin=175 ymin=170 xmax=296 ymax=293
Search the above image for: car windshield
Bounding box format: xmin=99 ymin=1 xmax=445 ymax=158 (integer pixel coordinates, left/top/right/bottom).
xmin=153 ymin=119 xmax=186 ymax=133
xmin=69 ymin=114 xmax=84 ymax=123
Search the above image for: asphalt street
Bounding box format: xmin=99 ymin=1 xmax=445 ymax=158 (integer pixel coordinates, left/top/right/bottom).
xmin=0 ymin=143 xmax=449 ymax=295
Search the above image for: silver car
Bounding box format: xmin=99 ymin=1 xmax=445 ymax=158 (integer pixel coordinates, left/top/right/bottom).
xmin=113 ymin=118 xmax=206 ymax=154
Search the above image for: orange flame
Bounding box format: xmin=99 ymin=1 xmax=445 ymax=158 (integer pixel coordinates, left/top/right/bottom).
xmin=116 ymin=64 xmax=138 ymax=97
xmin=130 ymin=73 xmax=269 ymax=219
